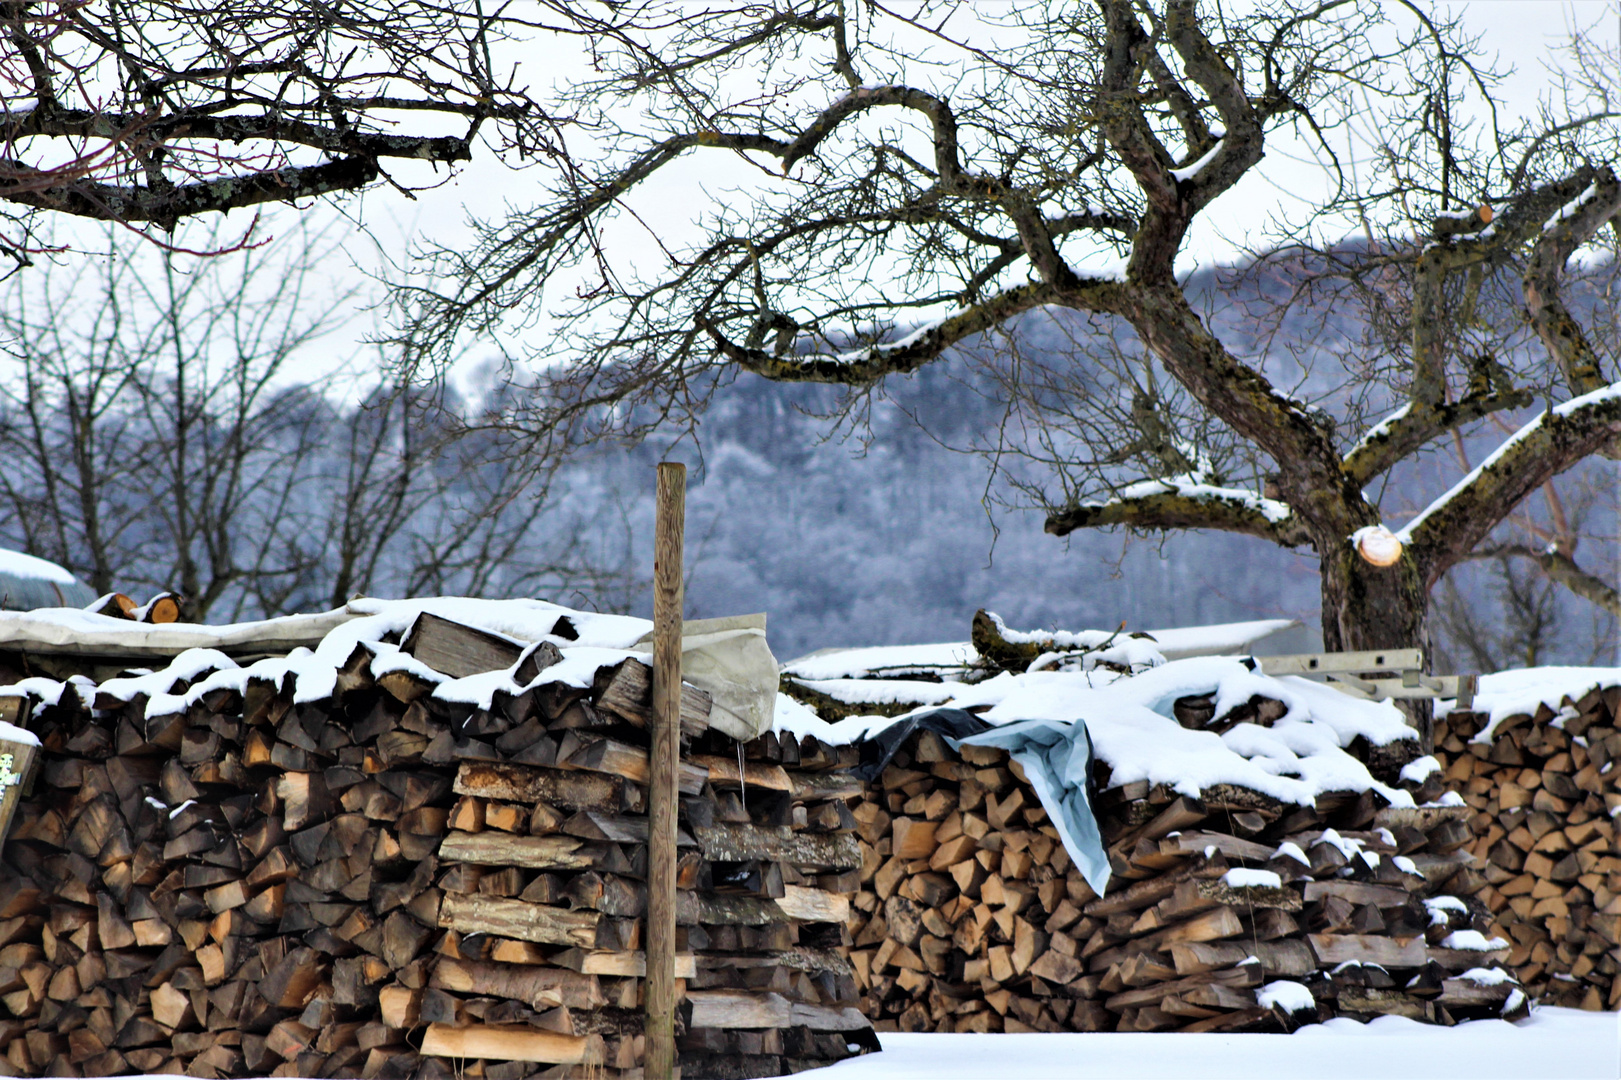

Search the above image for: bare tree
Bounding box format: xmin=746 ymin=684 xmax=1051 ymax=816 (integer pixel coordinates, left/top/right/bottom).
xmin=0 ymin=0 xmax=551 ymax=262
xmin=395 ymin=0 xmax=1620 ymax=664
xmin=0 ymin=222 xmax=627 ymax=618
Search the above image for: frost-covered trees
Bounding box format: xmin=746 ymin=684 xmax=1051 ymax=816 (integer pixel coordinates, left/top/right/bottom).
xmin=396 ymin=0 xmax=1619 ymax=661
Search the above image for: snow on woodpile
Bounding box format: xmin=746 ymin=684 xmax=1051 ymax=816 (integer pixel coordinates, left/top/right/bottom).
xmin=0 ymin=597 xmax=876 ymax=1080
xmin=777 ymin=611 xmax=1524 ymax=1036
xmin=1433 ymin=667 xmax=1621 ymax=1013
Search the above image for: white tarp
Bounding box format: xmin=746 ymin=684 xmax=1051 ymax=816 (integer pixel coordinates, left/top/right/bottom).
xmin=635 ymin=613 xmax=779 ymax=741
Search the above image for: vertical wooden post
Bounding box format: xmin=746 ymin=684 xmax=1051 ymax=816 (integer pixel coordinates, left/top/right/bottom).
xmin=645 ymin=462 xmax=685 ymax=1080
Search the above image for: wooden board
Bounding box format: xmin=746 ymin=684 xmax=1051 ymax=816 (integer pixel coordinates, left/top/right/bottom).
xmin=430 ymin=958 xmax=605 ymax=1009
xmin=400 ymin=612 xmax=525 ymax=678
xmin=691 ymin=823 xmax=860 ymax=869
xmin=439 ymin=831 xmax=600 ymax=871
xmin=452 ymin=761 xmax=632 ymax=813
xmin=775 ymin=884 xmax=850 ymax=924
xmin=439 ymin=893 xmax=603 ymax=948
xmin=420 ymin=1023 xmax=603 ymax=1064
xmin=0 ymin=740 xmax=38 ymax=850
xmin=1306 ymin=933 xmax=1426 ymax=968
xmin=550 ymin=948 xmax=696 ymax=978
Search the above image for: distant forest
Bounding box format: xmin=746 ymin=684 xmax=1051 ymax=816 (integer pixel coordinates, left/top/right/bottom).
xmin=2 ymin=247 xmax=1613 ymax=672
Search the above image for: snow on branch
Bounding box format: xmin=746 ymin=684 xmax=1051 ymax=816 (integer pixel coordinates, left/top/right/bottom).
xmin=1045 ymin=476 xmax=1309 ymax=546
xmin=1396 ymin=381 xmax=1621 ymax=583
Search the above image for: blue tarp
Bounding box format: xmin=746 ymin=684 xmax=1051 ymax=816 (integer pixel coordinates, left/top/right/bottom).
xmin=849 ymin=706 xmax=1112 ymax=899
xmin=952 ymin=719 xmax=1111 ymax=898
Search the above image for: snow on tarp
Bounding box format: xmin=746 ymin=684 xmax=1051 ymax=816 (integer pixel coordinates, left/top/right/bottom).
xmin=778 ymin=653 xmax=1418 ymax=808
xmin=0 ymin=550 xmax=78 ymax=585
xmin=1443 ymin=667 xmax=1621 ymax=741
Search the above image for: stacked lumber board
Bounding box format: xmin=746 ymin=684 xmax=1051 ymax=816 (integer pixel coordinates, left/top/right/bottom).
xmin=840 ymin=728 xmax=1522 ymax=1034
xmin=1432 ymin=677 xmax=1621 ymax=1011
xmin=0 ymin=599 xmax=875 ymax=1079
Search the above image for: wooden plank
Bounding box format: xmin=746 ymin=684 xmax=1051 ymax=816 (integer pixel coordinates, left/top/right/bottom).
xmin=646 ymin=460 xmax=685 ymax=1080
xmin=438 ymin=893 xmax=602 ymax=948
xmin=0 ymin=741 xmax=39 ymax=851
xmin=549 ymin=949 xmax=696 ymax=978
xmin=1257 ymin=649 xmax=1423 ymax=676
xmin=1306 ymin=933 xmax=1425 ymax=968
xmin=452 ymin=761 xmax=632 ymax=814
xmin=691 ymin=823 xmax=860 ymax=869
xmin=689 ymin=754 xmax=793 ymax=792
xmin=675 ymin=892 xmax=787 ymax=927
xmin=1137 ymin=906 xmax=1244 ymax=951
xmin=788 ymin=1003 xmax=871 ymax=1032
xmin=1160 ymin=831 xmax=1275 ymax=862
xmin=1169 ymin=940 xmax=1314 ymax=977
xmin=420 ymin=1023 xmax=603 ymax=1065
xmin=686 ymin=991 xmax=791 ymax=1029
xmin=775 ymin=885 xmax=850 ymax=924
xmin=429 ymin=958 xmax=604 ymax=1009
xmin=1303 ymin=880 xmax=1411 ymax=907
xmin=438 ymin=831 xmax=600 ymax=871
xmin=1105 ymin=964 xmax=1263 ymax=1011
xmin=559 ymin=735 xmax=709 ymax=794
xmin=1371 ymin=805 xmax=1473 ymax=832
xmin=400 ymin=612 xmax=524 ymax=678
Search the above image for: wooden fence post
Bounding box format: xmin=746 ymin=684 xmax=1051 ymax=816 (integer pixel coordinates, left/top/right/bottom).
xmin=645 ymin=462 xmax=685 ymax=1079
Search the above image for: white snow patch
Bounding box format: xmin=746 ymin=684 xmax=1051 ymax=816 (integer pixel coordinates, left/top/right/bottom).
xmin=1441 ymin=930 xmax=1509 ymax=951
xmin=1273 ymin=841 xmax=1310 ymax=866
xmin=1399 ymin=756 xmax=1441 ymax=783
xmin=1458 ymin=967 xmax=1516 ymax=985
xmin=1171 ymin=138 xmax=1225 ymax=182
xmin=1256 ymin=980 xmax=1315 ymax=1013
xmin=1223 ymin=868 xmax=1283 ymax=889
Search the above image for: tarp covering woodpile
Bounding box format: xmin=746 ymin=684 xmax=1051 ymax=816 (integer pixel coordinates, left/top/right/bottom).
xmin=0 ymin=597 xmax=876 ymax=1079
xmin=1431 ymin=668 xmax=1621 ymax=1011
xmin=776 ymin=612 xmax=1530 ymax=1033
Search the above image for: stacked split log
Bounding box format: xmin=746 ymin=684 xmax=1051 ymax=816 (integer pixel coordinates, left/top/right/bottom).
xmin=677 ymin=727 xmax=878 ymax=1078
xmin=0 ymin=609 xmax=874 ymax=1079
xmin=844 ymin=728 xmax=1522 ymax=1035
xmin=1434 ymin=683 xmax=1621 ymax=1011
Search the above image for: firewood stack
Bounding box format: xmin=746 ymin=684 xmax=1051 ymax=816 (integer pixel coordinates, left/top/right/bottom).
xmin=841 ymin=727 xmax=1525 ymax=1034
xmin=0 ymin=604 xmax=875 ymax=1079
xmin=1433 ymin=682 xmax=1621 ymax=1011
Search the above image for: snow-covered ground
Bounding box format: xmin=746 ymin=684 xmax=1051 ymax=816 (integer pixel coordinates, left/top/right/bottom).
xmin=805 ymin=1008 xmax=1618 ymax=1079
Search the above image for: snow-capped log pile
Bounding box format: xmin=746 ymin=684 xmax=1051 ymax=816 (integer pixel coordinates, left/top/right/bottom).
xmin=778 ymin=613 xmax=1526 ymax=1034
xmin=1432 ymin=668 xmax=1621 ymax=1012
xmin=0 ymin=598 xmax=876 ymax=1080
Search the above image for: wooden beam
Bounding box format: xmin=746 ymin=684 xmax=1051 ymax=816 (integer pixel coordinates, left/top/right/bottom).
xmin=438 ymin=893 xmax=602 ymax=948
xmin=420 ymin=1023 xmax=604 ymax=1064
xmin=646 ymin=461 xmax=685 ymax=1080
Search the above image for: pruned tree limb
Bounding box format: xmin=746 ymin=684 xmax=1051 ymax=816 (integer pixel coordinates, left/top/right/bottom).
xmin=1523 ymin=165 xmax=1621 ymax=396
xmin=1477 ymin=544 xmax=1621 ymax=616
xmin=1341 ymin=387 xmax=1535 ymax=487
xmin=1401 ymin=384 xmax=1621 ymax=585
xmin=1044 ymin=481 xmax=1310 ymax=547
